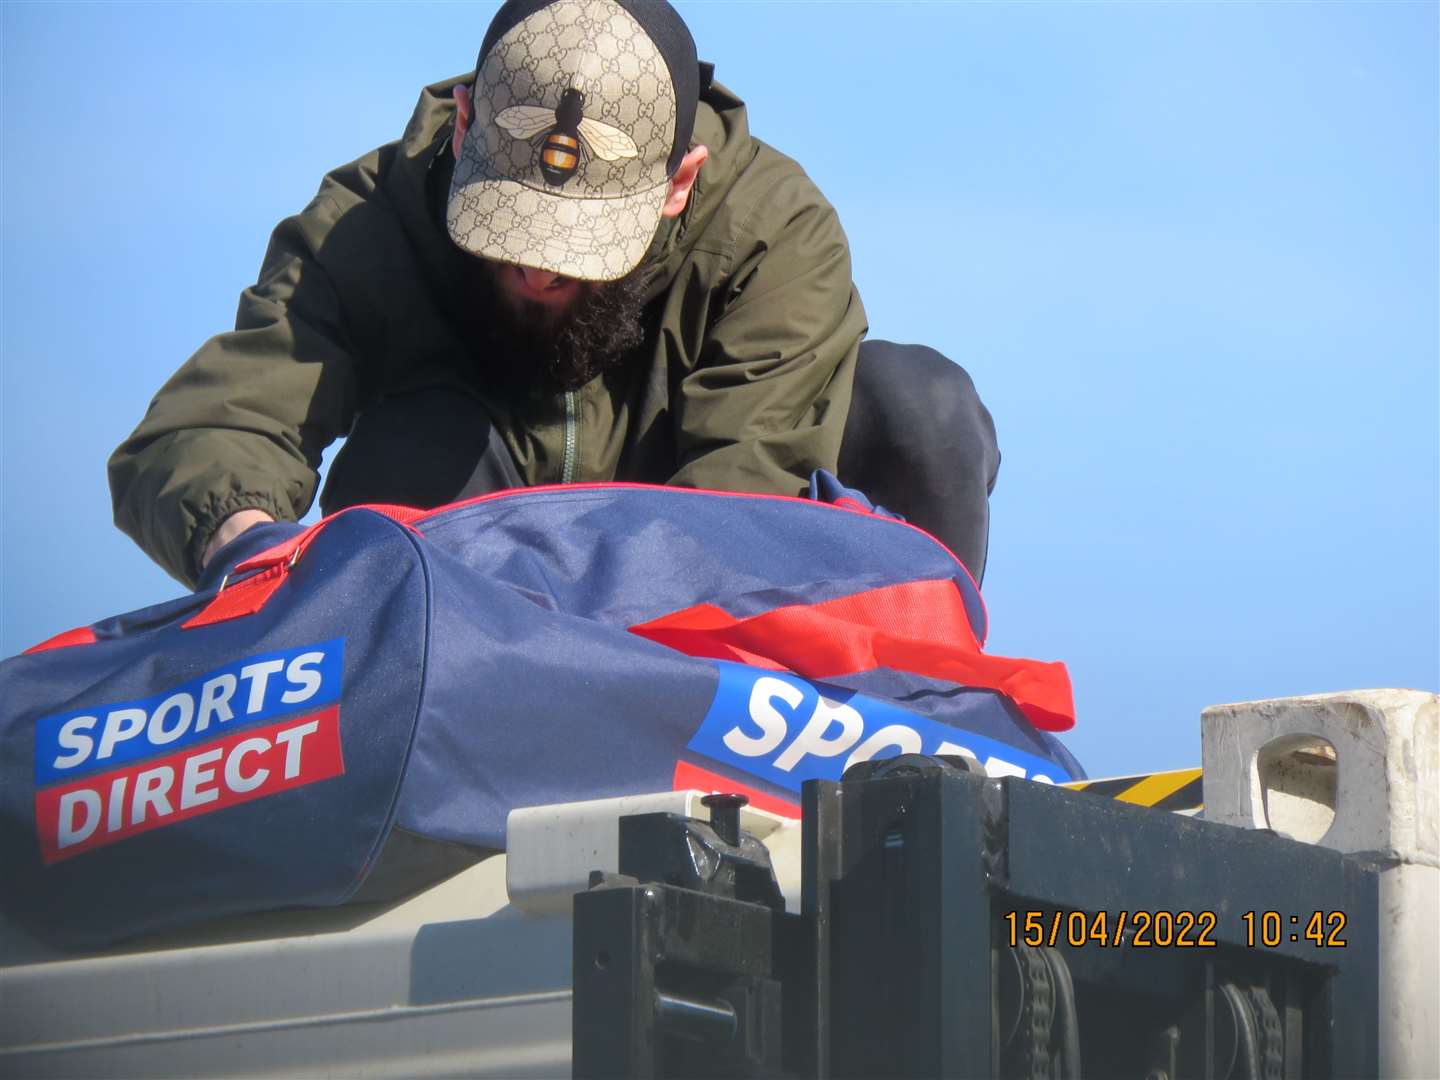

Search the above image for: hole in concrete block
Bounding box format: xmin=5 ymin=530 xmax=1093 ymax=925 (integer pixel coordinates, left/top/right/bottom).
xmin=1255 ymin=735 xmax=1337 ymax=844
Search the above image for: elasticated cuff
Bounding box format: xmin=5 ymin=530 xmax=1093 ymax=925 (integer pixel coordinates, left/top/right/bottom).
xmin=187 ymin=491 xmax=292 ymax=586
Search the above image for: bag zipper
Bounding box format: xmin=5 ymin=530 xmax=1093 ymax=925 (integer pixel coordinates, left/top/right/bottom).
xmin=562 ymin=390 xmax=578 ymax=483
xmin=180 ymin=484 xmax=991 ymax=652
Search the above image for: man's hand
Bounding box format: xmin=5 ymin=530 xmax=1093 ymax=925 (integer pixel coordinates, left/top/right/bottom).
xmin=201 ymin=509 xmax=276 ymax=570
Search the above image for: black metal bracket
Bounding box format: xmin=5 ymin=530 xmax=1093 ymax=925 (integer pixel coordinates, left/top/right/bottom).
xmin=572 ymin=764 xmax=1379 ymax=1079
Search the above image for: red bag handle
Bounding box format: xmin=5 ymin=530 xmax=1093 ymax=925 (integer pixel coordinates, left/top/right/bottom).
xmin=182 ymin=505 xmax=425 ymax=630
xmin=629 ymin=578 xmax=1075 ymax=733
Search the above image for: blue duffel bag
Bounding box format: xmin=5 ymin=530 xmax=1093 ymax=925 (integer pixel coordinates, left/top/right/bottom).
xmin=0 ymin=477 xmax=1082 ymax=947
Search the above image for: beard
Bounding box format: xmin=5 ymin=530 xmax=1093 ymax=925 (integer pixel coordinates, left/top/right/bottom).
xmin=465 ymin=261 xmax=650 ymax=396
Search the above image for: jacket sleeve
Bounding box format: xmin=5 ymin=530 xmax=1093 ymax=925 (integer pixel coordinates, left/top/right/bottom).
xmin=667 ymin=168 xmax=866 ymax=499
xmin=108 ymin=157 xmax=382 ymax=587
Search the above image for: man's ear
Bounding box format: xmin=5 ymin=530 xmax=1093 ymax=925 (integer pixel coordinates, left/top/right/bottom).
xmin=451 ymin=84 xmax=474 ymax=159
xmin=661 ymin=145 xmax=709 ymax=218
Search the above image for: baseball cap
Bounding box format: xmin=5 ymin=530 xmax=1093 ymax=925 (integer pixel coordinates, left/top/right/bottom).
xmin=446 ymin=0 xmax=700 ymax=282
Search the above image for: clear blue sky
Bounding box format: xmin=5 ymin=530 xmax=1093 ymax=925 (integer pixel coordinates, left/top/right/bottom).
xmin=3 ymin=2 xmax=1436 ymax=778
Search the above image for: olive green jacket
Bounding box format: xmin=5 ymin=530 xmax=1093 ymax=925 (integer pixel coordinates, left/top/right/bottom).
xmin=109 ymin=74 xmax=867 ymax=586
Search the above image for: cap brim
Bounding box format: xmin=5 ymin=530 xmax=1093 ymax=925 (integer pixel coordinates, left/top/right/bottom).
xmin=447 ymin=155 xmax=668 ymax=283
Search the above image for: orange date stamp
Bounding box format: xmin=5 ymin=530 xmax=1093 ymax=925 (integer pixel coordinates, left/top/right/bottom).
xmin=1004 ymin=909 xmax=1218 ymax=948
xmin=1004 ymin=909 xmax=1349 ymax=949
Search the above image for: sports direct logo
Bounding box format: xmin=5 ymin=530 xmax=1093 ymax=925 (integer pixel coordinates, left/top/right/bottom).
xmin=31 ymin=641 xmax=345 ymax=864
xmin=686 ymin=661 xmax=1073 ymax=796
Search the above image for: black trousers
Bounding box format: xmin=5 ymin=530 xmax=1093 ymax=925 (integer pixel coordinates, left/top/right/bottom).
xmin=322 ymin=340 xmax=1000 ymax=582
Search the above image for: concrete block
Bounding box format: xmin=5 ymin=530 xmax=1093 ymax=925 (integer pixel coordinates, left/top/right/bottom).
xmin=1201 ymin=688 xmax=1439 ymax=1079
xmin=1201 ymin=688 xmax=1437 ymax=862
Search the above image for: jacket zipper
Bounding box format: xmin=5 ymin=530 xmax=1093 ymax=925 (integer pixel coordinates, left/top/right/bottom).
xmin=562 ymin=390 xmax=578 ymax=484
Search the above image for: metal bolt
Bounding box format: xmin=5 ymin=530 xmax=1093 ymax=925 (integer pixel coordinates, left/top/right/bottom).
xmin=701 ymin=792 xmax=749 ymax=846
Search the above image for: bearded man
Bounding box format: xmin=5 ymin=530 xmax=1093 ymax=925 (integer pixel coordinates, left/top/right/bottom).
xmin=109 ymin=0 xmax=1000 ymax=589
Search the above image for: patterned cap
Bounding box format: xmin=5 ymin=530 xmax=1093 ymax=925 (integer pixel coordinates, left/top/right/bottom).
xmin=447 ymin=0 xmax=699 ymax=282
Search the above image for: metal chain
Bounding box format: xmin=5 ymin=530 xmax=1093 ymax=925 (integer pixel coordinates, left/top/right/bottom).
xmin=1246 ymin=985 xmax=1284 ymax=1080
xmin=1018 ymin=943 xmax=1056 ymax=1080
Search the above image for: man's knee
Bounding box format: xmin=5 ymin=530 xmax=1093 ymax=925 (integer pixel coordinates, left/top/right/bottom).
xmin=850 ymin=340 xmax=1000 ymax=489
xmin=839 ymin=340 xmax=1000 ymax=582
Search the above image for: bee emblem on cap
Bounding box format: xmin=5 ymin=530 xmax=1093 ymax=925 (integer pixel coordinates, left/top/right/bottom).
xmin=495 ymin=87 xmax=639 ymax=187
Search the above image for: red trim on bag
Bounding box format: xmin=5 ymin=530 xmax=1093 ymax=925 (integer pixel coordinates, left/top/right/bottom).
xmin=180 ymin=486 xmax=989 ymax=642
xmin=23 ymin=626 xmax=98 ymax=654
xmin=631 ymin=579 xmax=1074 ymax=733
xmin=672 ymin=761 xmax=801 ymax=819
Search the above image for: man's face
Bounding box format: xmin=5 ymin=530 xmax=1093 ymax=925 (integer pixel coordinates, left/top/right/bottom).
xmin=488 ymin=262 xmax=594 ymax=326
xmin=466 ymin=257 xmax=650 ymax=394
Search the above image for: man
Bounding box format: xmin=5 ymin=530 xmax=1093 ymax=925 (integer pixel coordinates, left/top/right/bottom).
xmin=109 ymin=0 xmax=999 ymax=589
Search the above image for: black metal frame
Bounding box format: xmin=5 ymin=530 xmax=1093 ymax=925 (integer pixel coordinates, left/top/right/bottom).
xmin=573 ymin=763 xmax=1379 ymax=1079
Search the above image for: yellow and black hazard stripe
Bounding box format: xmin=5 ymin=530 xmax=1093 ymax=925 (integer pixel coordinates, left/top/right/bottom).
xmin=1063 ymin=767 xmax=1203 ymax=813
